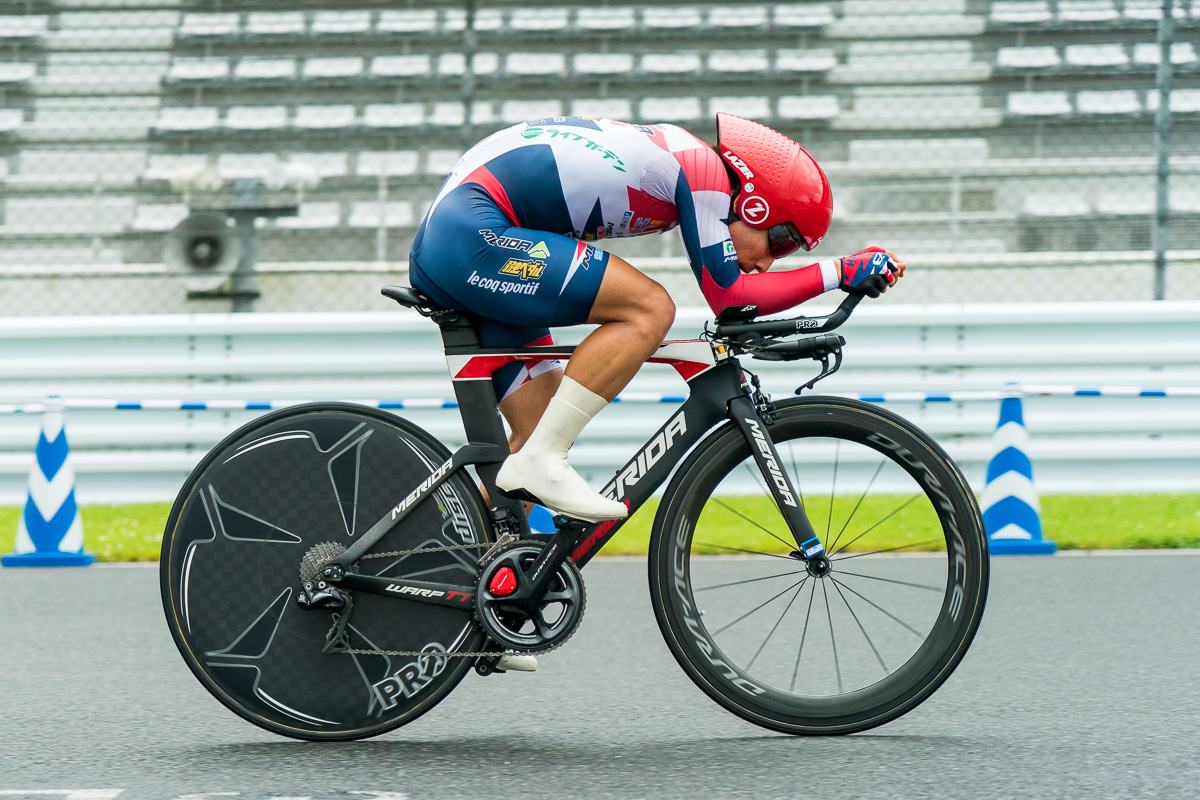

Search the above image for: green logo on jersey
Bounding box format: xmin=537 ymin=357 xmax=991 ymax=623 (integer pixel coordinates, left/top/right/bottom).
xmin=519 ymin=126 xmax=626 ymax=172
xmin=528 ymin=241 xmax=551 ymax=259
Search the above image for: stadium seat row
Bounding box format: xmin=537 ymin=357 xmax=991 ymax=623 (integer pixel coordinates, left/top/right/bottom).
xmin=67 ymin=188 xmax=1200 ymax=237
xmin=0 ymin=16 xmax=49 ymax=38
xmin=996 ymin=42 xmax=1199 ymax=69
xmin=122 ymin=148 xmax=1200 ymax=185
xmin=0 ymin=196 xmax=421 ymax=235
xmin=1022 ymin=190 xmax=1200 ymax=216
xmin=165 ymin=49 xmax=838 ymax=82
xmin=149 ymin=87 xmax=1200 ymax=134
xmin=0 ymin=63 xmax=37 ymax=83
xmin=142 ymin=151 xmax=448 ymax=181
xmin=991 ymin=0 xmax=1199 ymax=24
xmin=0 ymin=109 xmax=25 ymax=132
xmin=176 ymin=5 xmax=833 ymax=38
xmin=130 ymin=200 xmax=419 ymax=232
xmin=153 ymin=96 xmax=842 ymax=132
xmin=1007 ymin=88 xmax=1200 ymax=115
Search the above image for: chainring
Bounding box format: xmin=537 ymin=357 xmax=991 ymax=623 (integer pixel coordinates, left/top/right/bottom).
xmin=474 ymin=542 xmax=586 ymax=654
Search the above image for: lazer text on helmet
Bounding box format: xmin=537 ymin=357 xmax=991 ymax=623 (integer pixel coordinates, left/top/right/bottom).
xmin=722 ymin=150 xmax=754 ymax=181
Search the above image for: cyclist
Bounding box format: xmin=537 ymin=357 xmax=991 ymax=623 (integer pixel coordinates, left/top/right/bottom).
xmin=410 ymin=113 xmax=905 ymax=525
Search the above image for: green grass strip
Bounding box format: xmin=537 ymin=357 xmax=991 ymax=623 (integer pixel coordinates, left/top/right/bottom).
xmin=0 ymin=503 xmax=172 ymax=563
xmin=0 ymin=494 xmax=1196 ymax=563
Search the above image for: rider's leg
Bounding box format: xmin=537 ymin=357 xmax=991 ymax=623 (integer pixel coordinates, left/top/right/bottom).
xmin=476 ymin=367 xmax=563 ymax=512
xmin=499 ymin=366 xmax=563 ymax=451
xmin=570 ymin=255 xmax=677 ymax=399
xmin=496 ymin=256 xmax=675 ymax=522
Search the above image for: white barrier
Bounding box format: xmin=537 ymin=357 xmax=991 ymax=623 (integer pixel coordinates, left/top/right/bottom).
xmin=2 ymin=301 xmax=1199 ymax=504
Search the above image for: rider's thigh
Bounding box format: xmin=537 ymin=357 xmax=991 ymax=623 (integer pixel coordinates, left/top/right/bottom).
xmin=411 ymin=185 xmax=611 ymax=330
xmin=588 ymin=254 xmax=676 ymax=337
xmin=477 ymin=320 xmax=562 ymax=405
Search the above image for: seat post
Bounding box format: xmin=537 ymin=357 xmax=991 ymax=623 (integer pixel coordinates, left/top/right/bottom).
xmin=431 ymin=307 xmax=482 ymax=349
xmin=432 ymin=310 xmax=530 ymax=534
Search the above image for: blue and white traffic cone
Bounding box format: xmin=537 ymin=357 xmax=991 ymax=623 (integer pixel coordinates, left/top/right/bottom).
xmin=2 ymin=400 xmax=95 ymax=567
xmin=980 ymin=392 xmax=1056 ymax=555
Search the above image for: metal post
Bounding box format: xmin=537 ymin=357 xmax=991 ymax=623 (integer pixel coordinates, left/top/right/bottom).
xmin=1152 ymin=0 xmax=1175 ymax=300
xmin=376 ymin=171 xmax=387 ymax=265
xmin=230 ymin=178 xmax=259 ymax=313
xmin=460 ymin=0 xmax=477 ymax=153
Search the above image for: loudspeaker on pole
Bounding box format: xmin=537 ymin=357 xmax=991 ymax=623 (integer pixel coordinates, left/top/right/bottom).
xmin=164 ymin=211 xmax=241 ymax=293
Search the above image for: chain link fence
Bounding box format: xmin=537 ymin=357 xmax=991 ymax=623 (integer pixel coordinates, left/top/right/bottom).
xmin=0 ymin=0 xmax=1197 ymax=315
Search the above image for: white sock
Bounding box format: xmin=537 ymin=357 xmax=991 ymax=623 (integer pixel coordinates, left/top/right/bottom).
xmin=519 ymin=375 xmax=607 ymax=459
xmin=496 ymin=376 xmax=627 ymax=522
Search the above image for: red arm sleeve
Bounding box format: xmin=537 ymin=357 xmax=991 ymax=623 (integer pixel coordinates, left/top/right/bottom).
xmin=701 ymin=262 xmax=834 ymax=317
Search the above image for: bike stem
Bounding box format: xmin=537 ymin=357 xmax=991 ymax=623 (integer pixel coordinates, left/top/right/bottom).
xmin=728 ymin=395 xmax=825 ymax=559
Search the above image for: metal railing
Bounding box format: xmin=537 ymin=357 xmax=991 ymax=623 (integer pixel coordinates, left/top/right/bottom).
xmin=2 ymin=300 xmax=1198 ymax=504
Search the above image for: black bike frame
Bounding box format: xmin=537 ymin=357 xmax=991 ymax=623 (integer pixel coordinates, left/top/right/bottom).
xmin=326 ymin=307 xmax=827 ymax=606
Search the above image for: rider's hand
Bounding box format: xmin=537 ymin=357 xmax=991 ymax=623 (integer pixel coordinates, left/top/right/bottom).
xmin=838 ymin=247 xmax=906 ymax=298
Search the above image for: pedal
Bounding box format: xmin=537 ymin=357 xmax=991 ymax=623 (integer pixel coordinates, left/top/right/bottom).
xmin=474 ymin=652 xmax=539 ymax=675
xmin=552 ymin=515 xmax=595 ymax=535
xmin=495 ymin=654 xmax=538 ymax=672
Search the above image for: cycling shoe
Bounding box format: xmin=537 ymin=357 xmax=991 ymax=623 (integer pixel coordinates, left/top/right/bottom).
xmin=496 ymin=450 xmax=627 ymax=524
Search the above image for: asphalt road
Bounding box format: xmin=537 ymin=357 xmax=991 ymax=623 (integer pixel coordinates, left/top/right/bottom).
xmin=1 ymin=553 xmax=1198 ymax=800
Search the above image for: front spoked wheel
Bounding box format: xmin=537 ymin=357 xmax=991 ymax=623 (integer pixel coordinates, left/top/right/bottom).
xmin=649 ymin=397 xmax=988 ymax=735
xmin=160 ymin=403 xmax=494 ymax=741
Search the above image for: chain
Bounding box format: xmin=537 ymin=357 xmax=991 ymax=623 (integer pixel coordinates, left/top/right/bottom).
xmin=325 ymin=538 xmax=544 ymax=658
xmin=357 ymin=541 xmax=495 ymax=560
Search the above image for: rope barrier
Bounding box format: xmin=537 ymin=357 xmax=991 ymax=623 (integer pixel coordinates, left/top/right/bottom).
xmin=1 ymin=385 xmax=1198 ymax=415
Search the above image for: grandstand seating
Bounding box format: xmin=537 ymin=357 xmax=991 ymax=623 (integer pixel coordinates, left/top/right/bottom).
xmin=991 ymin=0 xmax=1196 ymax=26
xmin=173 ymin=5 xmax=836 ymax=40
xmin=0 ymin=15 xmax=49 ymax=38
xmin=996 ymin=42 xmax=1199 ymax=71
xmin=1 ymin=0 xmax=1197 ymax=290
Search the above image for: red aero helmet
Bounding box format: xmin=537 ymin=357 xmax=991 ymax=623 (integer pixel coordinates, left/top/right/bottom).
xmin=716 ymin=112 xmax=833 ymax=251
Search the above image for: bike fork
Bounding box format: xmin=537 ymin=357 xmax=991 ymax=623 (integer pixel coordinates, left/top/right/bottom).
xmin=728 ymin=396 xmax=825 ymax=559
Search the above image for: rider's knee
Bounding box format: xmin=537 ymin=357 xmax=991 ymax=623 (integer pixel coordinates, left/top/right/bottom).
xmin=638 ymin=281 xmax=675 ymax=342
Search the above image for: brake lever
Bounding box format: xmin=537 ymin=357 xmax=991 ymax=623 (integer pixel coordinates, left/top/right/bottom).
xmin=796 ymin=346 xmax=843 ymax=394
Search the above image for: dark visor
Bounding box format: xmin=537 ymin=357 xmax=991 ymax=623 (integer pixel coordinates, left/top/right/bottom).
xmin=766 ymin=223 xmax=806 ymax=258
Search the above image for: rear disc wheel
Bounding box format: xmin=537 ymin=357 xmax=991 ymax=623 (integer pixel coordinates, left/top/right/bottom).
xmin=160 ymin=403 xmax=494 ymax=740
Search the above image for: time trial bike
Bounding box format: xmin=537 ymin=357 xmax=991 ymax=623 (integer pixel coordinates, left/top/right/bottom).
xmin=160 ymin=286 xmax=989 ymax=741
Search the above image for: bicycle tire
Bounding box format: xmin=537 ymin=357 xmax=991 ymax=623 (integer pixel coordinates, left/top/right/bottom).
xmin=648 ymin=396 xmax=988 ymax=735
xmin=160 ymin=402 xmax=494 ymax=741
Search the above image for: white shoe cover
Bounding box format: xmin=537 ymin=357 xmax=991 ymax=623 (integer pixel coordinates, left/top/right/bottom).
xmin=496 ymin=450 xmax=628 ymax=524
xmin=496 ymin=654 xmax=538 ymax=672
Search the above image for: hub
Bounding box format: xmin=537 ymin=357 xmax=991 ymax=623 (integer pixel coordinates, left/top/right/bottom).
xmin=806 ymin=554 xmax=832 ymax=578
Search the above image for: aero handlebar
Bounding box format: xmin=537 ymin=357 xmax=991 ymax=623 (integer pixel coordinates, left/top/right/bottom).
xmin=714 ymin=293 xmax=862 ymax=341
xmin=749 ymin=333 xmax=846 ymax=362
